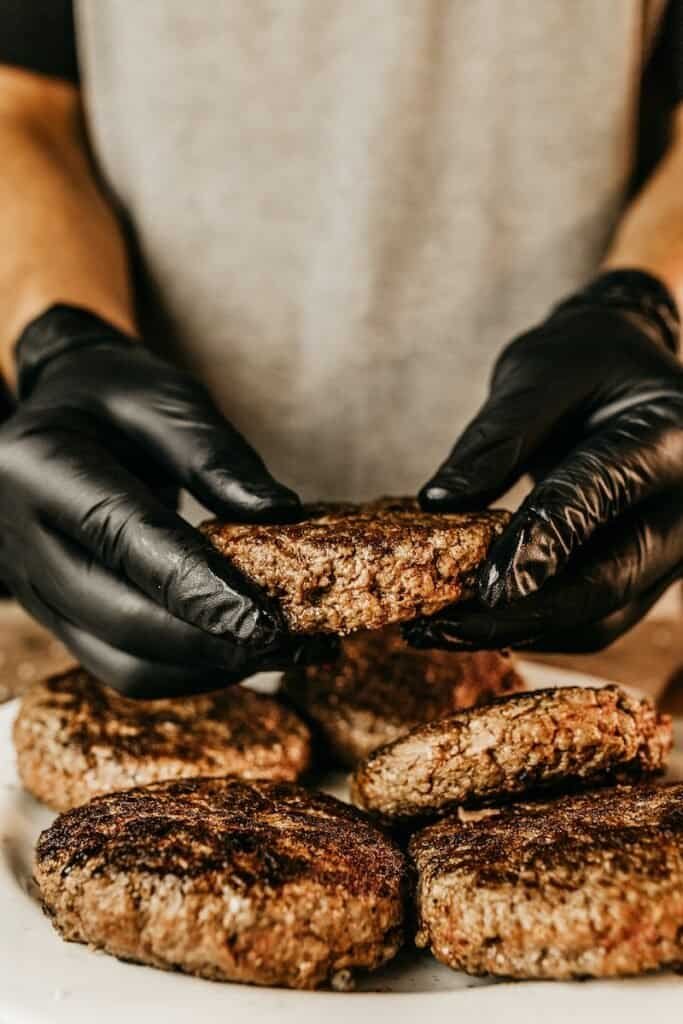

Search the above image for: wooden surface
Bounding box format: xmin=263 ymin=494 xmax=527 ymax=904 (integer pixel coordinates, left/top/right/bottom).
xmin=525 ymin=615 xmax=683 ymax=706
xmin=0 ymin=598 xmax=681 ymax=707
xmin=0 ymin=603 xmax=75 ymax=704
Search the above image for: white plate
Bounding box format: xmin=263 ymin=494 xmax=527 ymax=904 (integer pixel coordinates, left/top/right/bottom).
xmin=2 ymin=662 xmax=683 ymax=1024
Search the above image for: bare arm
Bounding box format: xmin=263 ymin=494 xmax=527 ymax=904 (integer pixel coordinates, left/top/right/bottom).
xmin=0 ymin=65 xmax=136 ymax=388
xmin=605 ymin=102 xmax=683 ymax=319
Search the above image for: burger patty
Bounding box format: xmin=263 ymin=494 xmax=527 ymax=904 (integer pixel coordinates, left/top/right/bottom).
xmin=283 ymin=627 xmax=524 ymax=767
xmin=14 ymin=669 xmax=311 ymax=811
xmin=35 ymin=777 xmax=409 ymax=989
xmin=202 ymin=498 xmax=509 ymax=635
xmin=410 ymin=783 xmax=683 ymax=979
xmin=351 ymin=686 xmax=672 ymax=821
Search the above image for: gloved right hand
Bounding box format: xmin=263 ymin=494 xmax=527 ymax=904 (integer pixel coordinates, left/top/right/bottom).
xmin=0 ymin=305 xmax=332 ymax=697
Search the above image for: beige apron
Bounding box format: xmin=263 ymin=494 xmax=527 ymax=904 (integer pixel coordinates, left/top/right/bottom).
xmin=76 ymin=0 xmax=666 ymax=502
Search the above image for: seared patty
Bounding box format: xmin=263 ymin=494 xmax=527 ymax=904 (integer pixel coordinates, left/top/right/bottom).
xmin=351 ymin=686 xmax=672 ymax=821
xmin=14 ymin=669 xmax=311 ymax=811
xmin=202 ymin=498 xmax=509 ymax=635
xmin=35 ymin=778 xmax=408 ymax=989
xmin=284 ymin=627 xmax=524 ymax=766
xmin=411 ymin=783 xmax=683 ymax=979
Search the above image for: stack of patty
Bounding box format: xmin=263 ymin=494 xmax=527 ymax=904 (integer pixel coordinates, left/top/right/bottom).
xmin=25 ymin=633 xmax=520 ymax=987
xmin=26 ymin=498 xmax=516 ymax=989
xmin=22 ymin=497 xmax=683 ymax=986
xmin=22 ymin=667 xmax=413 ymax=989
xmin=349 ymin=684 xmax=679 ymax=979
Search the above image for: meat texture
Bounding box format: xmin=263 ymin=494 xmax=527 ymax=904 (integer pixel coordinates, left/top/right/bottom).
xmin=35 ymin=778 xmax=409 ymax=989
xmin=14 ymin=669 xmax=311 ymax=810
xmin=351 ymin=686 xmax=672 ymax=821
xmin=284 ymin=627 xmax=523 ymax=766
xmin=411 ymin=783 xmax=683 ymax=978
xmin=202 ymin=498 xmax=509 ymax=635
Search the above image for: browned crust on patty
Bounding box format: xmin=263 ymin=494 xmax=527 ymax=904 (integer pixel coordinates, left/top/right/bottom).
xmin=35 ymin=778 xmax=408 ymax=989
xmin=351 ymin=686 xmax=672 ymax=821
xmin=283 ymin=627 xmax=524 ymax=766
xmin=410 ymin=783 xmax=683 ymax=978
xmin=14 ymin=669 xmax=311 ymax=811
xmin=202 ymin=498 xmax=510 ymax=635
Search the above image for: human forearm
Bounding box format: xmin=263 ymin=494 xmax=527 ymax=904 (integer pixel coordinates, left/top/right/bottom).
xmin=0 ymin=66 xmax=136 ymax=388
xmin=605 ymin=103 xmax=683 ymax=318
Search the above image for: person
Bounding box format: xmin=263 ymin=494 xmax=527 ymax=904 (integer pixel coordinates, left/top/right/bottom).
xmin=0 ymin=1 xmax=680 ymax=697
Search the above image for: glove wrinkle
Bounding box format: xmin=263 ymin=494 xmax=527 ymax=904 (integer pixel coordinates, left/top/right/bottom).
xmin=411 ymin=490 xmax=683 ymax=653
xmin=416 ymin=271 xmax=683 ymax=652
xmin=0 ymin=304 xmax=317 ymax=696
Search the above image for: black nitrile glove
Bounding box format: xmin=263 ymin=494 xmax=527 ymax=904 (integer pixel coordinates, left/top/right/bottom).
xmin=408 ymin=269 xmax=683 ymax=653
xmin=0 ymin=305 xmax=334 ymax=696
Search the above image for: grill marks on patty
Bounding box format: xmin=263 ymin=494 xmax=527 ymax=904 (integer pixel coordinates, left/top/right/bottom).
xmin=410 ymin=784 xmax=683 ymax=979
xmin=38 ymin=778 xmax=402 ymax=894
xmin=14 ymin=669 xmax=311 ymax=810
xmin=35 ymin=778 xmax=409 ymax=989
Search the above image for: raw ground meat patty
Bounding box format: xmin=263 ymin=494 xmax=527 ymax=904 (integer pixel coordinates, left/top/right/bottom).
xmin=410 ymin=783 xmax=683 ymax=979
xmin=35 ymin=777 xmax=409 ymax=989
xmin=351 ymin=685 xmax=672 ymax=821
xmin=202 ymin=497 xmax=510 ymax=635
xmin=14 ymin=668 xmax=311 ymax=811
xmin=283 ymin=627 xmax=524 ymax=766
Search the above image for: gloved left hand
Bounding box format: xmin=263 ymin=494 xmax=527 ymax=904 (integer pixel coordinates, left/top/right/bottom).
xmin=407 ymin=269 xmax=683 ymax=653
xmin=0 ymin=304 xmax=336 ymax=697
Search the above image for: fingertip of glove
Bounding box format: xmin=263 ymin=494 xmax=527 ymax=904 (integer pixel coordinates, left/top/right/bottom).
xmin=262 ymin=490 xmax=304 ymax=524
xmin=210 ymin=574 xmax=285 ymax=650
xmin=233 ymin=484 xmax=304 ymax=524
xmin=419 ymin=467 xmax=494 ymax=512
xmin=239 ymin=604 xmax=283 ymax=651
xmin=477 ymin=508 xmax=557 ymax=608
xmin=419 ymin=480 xmax=468 ymax=511
xmin=199 ymin=470 xmax=304 ymax=524
xmin=401 ymin=619 xmax=442 ymax=648
xmin=403 ymin=619 xmax=479 ymax=652
xmin=289 ymin=632 xmax=341 ymax=667
xmin=419 ymin=483 xmax=449 ymax=509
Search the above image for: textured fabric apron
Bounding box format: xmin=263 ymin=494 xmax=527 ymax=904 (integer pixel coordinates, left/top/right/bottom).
xmin=75 ymin=0 xmax=666 ymax=502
